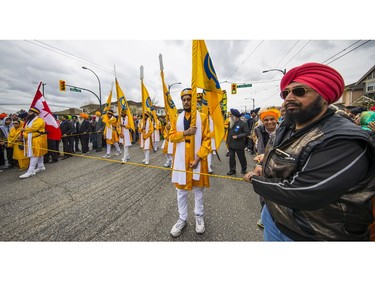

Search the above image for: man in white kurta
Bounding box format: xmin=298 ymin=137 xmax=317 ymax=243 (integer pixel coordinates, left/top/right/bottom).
xmin=141 ymin=112 xmax=153 ymax=165
xmin=119 ymin=110 xmax=132 ymax=163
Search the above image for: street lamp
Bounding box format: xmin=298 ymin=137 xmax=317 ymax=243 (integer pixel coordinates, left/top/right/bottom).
xmin=245 ymin=98 xmax=255 ymax=110
xmin=82 ymin=66 xmax=102 ymax=112
xmin=168 ymin=82 xmax=182 ymax=92
xmin=262 ymin=68 xmax=286 ymax=75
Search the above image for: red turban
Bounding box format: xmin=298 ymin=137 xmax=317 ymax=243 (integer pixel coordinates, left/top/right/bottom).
xmin=280 ymin=62 xmax=345 ymax=104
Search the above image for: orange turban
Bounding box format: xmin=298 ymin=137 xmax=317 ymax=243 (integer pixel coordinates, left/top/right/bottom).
xmin=280 ymin=62 xmax=344 ymax=104
xmin=95 ymin=111 xmax=101 ymax=116
xmin=79 ymin=113 xmax=89 ymax=119
xmin=259 ymin=108 xmax=281 ymax=121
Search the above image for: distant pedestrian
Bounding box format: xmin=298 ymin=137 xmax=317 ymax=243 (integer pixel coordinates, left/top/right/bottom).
xmin=226 ymin=108 xmax=249 ymax=175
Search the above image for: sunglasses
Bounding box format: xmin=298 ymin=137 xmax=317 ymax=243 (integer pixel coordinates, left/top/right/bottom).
xmin=280 ymin=87 xmax=313 ymax=99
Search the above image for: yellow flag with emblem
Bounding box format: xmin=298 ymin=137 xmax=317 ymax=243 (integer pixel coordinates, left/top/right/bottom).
xmin=103 ymin=90 xmax=112 ymax=112
xmin=115 ymin=78 xmax=135 ymax=131
xmin=160 ymin=70 xmax=177 ymax=126
xmin=192 ymin=40 xmax=224 ymax=150
xmin=141 ymin=81 xmax=160 ymax=130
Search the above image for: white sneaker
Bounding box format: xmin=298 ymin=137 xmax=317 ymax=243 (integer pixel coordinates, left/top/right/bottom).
xmin=114 ymin=151 xmax=121 ymax=156
xmin=102 ymin=154 xmax=111 ymax=158
xmin=164 ymin=162 xmax=171 ymax=167
xmin=195 ymin=215 xmax=205 ymax=234
xmin=19 ymin=171 xmax=36 ymax=179
xmin=208 ymin=168 xmax=213 ymax=174
xmin=142 ymin=159 xmax=146 ymax=163
xmin=145 ymin=160 xmax=149 ymax=165
xmin=170 ymin=219 xmax=187 ymax=237
xmin=35 ymin=166 xmax=46 ymax=173
xmin=121 ymin=158 xmax=127 ymax=164
xmin=212 ymin=150 xmax=217 ymax=155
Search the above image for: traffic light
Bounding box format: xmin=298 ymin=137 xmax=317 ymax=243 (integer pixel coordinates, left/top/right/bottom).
xmin=231 ymin=83 xmax=237 ymax=94
xmin=59 ymin=80 xmax=66 ymax=92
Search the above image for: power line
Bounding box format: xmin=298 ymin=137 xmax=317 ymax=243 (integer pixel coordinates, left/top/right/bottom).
xmin=282 ymin=40 xmax=311 ymax=69
xmin=226 ymin=40 xmax=264 ymax=80
xmin=321 ymin=40 xmax=361 ymax=64
xmin=325 ymin=40 xmax=371 ymax=65
xmin=24 ymin=40 xmax=161 ymax=90
xmin=275 ymin=40 xmax=299 ymax=68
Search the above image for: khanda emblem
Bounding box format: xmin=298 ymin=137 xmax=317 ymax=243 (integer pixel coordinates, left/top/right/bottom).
xmin=146 ymin=97 xmax=155 ymax=111
xmin=166 ymin=91 xmax=176 ymax=109
xmin=119 ymin=97 xmax=127 ymax=111
xmin=204 ymin=53 xmax=220 ymax=90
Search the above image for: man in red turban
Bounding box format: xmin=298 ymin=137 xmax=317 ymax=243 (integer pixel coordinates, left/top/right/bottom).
xmin=244 ymin=62 xmax=375 ymax=241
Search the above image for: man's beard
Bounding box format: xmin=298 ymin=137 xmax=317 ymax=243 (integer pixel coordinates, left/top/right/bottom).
xmin=284 ymin=95 xmax=324 ymax=125
xmin=229 ymin=116 xmax=235 ymax=128
xmin=184 ymin=107 xmax=191 ymax=112
xmin=26 ymin=113 xmax=36 ymax=121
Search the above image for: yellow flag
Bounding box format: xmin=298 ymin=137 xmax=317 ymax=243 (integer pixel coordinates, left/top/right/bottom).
xmin=141 ymin=81 xmax=159 ymax=130
xmin=192 ymin=40 xmax=224 ymax=150
xmin=160 ymin=70 xmax=177 ymax=126
xmin=115 ymin=78 xmax=135 ymax=131
xmin=103 ymin=90 xmax=112 ymax=112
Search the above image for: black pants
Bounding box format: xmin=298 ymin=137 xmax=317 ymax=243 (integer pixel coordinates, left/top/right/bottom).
xmin=80 ymin=134 xmax=90 ymax=153
xmin=44 ymin=139 xmax=59 ymax=162
xmin=228 ymin=147 xmax=247 ymax=172
xmin=0 ymin=144 xmax=5 ymax=166
xmin=5 ymin=146 xmax=15 ymax=167
xmin=62 ymin=135 xmax=74 ymax=155
xmin=74 ymin=135 xmax=80 ymax=152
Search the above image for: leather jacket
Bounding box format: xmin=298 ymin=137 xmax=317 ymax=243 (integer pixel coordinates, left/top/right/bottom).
xmin=252 ymin=109 xmax=375 ymax=240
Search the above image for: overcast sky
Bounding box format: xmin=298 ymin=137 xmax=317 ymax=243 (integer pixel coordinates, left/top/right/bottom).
xmin=1 ymin=39 xmax=374 ymax=114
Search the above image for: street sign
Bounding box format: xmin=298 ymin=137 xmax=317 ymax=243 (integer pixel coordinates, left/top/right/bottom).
xmin=70 ymin=87 xmax=82 ymax=92
xmin=237 ymin=83 xmax=252 ymax=88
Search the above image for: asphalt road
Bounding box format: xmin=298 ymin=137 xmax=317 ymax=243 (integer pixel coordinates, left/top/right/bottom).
xmin=0 ymin=142 xmax=264 ymax=241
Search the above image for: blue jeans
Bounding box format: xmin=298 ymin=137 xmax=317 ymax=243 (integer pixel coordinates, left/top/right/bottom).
xmin=261 ymin=205 xmax=293 ymax=241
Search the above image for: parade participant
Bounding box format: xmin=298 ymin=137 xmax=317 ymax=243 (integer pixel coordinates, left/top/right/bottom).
xmin=119 ymin=110 xmax=132 ymax=163
xmin=102 ymin=110 xmax=121 ymax=158
xmin=43 ymin=113 xmax=60 ymax=164
xmin=153 ymin=117 xmax=161 ymax=151
xmin=19 ymin=107 xmax=48 ymax=178
xmin=244 ymin=62 xmax=375 ymax=241
xmin=78 ymin=113 xmax=91 ymax=154
xmin=226 ymin=108 xmax=249 ymax=175
xmin=223 ymin=112 xmax=230 ymax=157
xmin=7 ymin=119 xmax=29 ymax=169
xmin=94 ymin=111 xmax=104 ymax=152
xmin=0 ymin=117 xmax=15 ymax=168
xmin=169 ymin=88 xmax=211 ymax=237
xmin=71 ymin=115 xmax=81 ymax=153
xmin=60 ymin=115 xmax=74 ymax=159
xmin=207 ymin=115 xmax=216 ymax=174
xmin=141 ymin=111 xmax=154 ymax=165
xmin=161 ymin=120 xmax=173 ymax=168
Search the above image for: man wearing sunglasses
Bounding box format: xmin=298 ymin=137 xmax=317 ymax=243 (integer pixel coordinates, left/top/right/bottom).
xmin=244 ymin=62 xmax=375 ymax=241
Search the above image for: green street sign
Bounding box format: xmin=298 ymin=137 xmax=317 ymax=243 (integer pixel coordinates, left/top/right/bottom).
xmin=237 ymin=83 xmax=252 ymax=88
xmin=70 ymin=87 xmax=81 ymax=92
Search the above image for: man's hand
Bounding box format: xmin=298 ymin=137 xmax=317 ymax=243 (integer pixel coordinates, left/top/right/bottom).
xmin=243 ymin=171 xmax=257 ymax=183
xmin=189 ymin=157 xmax=201 ymax=169
xmin=184 ymin=126 xmax=197 ymax=136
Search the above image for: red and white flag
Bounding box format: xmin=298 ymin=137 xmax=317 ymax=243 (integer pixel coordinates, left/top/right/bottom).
xmin=30 ymin=82 xmax=62 ymax=140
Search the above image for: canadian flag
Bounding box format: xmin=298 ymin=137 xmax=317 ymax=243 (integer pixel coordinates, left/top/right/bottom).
xmin=30 ymin=82 xmax=62 ymax=141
